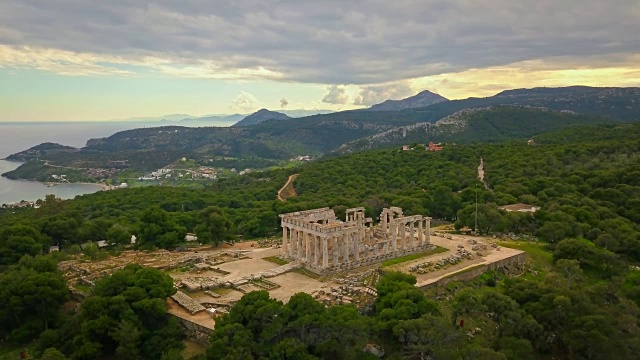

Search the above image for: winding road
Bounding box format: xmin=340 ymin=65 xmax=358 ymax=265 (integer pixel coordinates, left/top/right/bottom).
xmin=477 ymin=157 xmax=490 ymax=190
xmin=278 ymin=174 xmax=299 ymax=202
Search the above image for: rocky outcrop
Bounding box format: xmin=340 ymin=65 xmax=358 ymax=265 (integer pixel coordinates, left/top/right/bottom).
xmin=362 ymin=343 xmax=385 ymax=357
xmin=337 ymin=107 xmax=484 ymax=153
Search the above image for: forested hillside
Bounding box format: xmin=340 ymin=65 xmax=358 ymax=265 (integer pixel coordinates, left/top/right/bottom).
xmin=2 ymin=122 xmax=640 ymax=359
xmin=337 ymin=106 xmax=613 ymax=153
xmin=418 ymin=86 xmax=640 ymax=122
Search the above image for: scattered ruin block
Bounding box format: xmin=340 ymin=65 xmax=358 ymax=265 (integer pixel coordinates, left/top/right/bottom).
xmin=171 ymin=291 xmax=206 ymax=315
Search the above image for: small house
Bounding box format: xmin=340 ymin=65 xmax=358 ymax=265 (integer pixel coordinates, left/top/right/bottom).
xmin=499 ymin=203 xmax=541 ymax=213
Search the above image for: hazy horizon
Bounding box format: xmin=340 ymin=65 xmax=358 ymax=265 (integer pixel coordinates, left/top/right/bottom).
xmin=0 ymin=108 xmax=338 ymax=123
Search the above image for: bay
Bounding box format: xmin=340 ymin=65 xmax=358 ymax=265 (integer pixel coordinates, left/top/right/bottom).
xmin=0 ymin=120 xmax=237 ymax=204
xmin=0 ymin=159 xmax=104 ymax=205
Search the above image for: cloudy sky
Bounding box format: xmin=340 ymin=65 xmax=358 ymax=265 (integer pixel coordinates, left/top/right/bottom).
xmin=1 ymin=0 xmax=639 ymax=121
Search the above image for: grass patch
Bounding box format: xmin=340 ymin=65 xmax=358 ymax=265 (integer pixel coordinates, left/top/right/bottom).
xmin=182 ymin=340 xmax=207 ymax=359
xmin=497 ymin=241 xmax=553 ymax=268
xmin=74 ymin=284 xmax=91 ymax=294
xmin=293 ymin=268 xmax=322 ymax=280
xmin=382 ymin=246 xmax=448 ymax=267
xmin=263 ymin=256 xmax=289 ymax=265
xmin=211 ymin=288 xmax=232 ymax=295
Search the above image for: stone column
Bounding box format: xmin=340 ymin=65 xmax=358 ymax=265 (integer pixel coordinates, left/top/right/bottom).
xmin=314 ymin=235 xmax=320 ymax=266
xmin=306 ymin=232 xmax=312 ymax=263
xmin=353 ymin=233 xmax=360 ymax=261
xmin=322 ymin=237 xmax=329 ymax=269
xmin=282 ymin=225 xmax=288 ymax=253
xmin=418 ymin=220 xmax=424 ymax=246
xmin=425 ymin=218 xmax=431 ymax=243
xmin=343 ymin=233 xmax=349 ymax=263
xmin=333 ymin=236 xmax=340 ymax=266
xmin=409 ymin=221 xmax=415 ymax=249
xmin=390 ymin=221 xmax=398 ymax=252
xmin=400 ymin=223 xmax=406 ymax=251
xmin=290 ymin=228 xmax=296 ymax=258
xmin=381 ymin=211 xmax=387 ymax=234
xmin=297 ymin=230 xmax=303 ymax=259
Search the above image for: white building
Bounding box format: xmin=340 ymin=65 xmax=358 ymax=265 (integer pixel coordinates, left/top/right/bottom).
xmin=499 ymin=203 xmax=541 ymax=213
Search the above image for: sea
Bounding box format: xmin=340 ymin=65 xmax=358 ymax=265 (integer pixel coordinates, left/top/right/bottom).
xmin=0 ymin=120 xmax=236 ymax=205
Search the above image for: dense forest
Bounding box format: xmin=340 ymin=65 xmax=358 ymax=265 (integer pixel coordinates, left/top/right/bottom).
xmin=1 ymin=122 xmax=640 ymax=359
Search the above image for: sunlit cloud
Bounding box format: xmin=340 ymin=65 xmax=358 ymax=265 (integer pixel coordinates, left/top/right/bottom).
xmin=229 ymin=91 xmax=261 ymax=113
xmin=0 ymin=45 xmax=284 ymax=81
xmin=0 ymin=45 xmax=135 ymax=76
xmin=322 ymin=85 xmax=351 ymax=104
xmin=410 ymin=55 xmax=640 ymax=99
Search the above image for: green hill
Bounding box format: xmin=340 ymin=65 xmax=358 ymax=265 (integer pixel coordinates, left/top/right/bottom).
xmin=337 ymin=106 xmax=616 ymax=153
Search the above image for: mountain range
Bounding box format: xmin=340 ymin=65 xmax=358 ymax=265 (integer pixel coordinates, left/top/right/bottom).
xmin=114 ymin=109 xmax=335 ymax=124
xmin=5 ymin=86 xmax=640 ymax=175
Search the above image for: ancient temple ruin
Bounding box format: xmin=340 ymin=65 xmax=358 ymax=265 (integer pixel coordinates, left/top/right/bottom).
xmin=280 ymin=207 xmax=431 ymax=273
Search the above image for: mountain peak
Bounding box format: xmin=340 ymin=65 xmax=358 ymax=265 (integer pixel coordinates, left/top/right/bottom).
xmin=368 ymin=89 xmax=449 ymax=111
xmin=232 ymin=109 xmax=291 ymax=127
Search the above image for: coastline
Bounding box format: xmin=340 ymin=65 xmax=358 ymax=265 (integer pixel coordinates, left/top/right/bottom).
xmin=0 ymin=159 xmax=108 ymax=204
xmin=49 ymin=182 xmax=111 ymax=191
xmin=0 ymin=159 xmax=110 ymax=190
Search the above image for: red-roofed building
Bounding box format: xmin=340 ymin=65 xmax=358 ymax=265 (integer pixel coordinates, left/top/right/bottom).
xmin=427 ymin=142 xmax=444 ymax=151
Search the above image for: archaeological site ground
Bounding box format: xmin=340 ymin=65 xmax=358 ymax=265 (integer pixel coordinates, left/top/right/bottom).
xmin=58 ymin=206 xmax=524 ymax=340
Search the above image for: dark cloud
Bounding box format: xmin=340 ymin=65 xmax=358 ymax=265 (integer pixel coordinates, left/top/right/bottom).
xmin=0 ymin=0 xmax=639 ymax=84
xmin=322 ymin=85 xmax=350 ymax=104
xmin=280 ymin=98 xmax=289 ymax=108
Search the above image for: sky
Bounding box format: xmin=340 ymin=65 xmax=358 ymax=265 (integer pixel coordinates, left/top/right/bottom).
xmin=1 ymin=0 xmax=640 ymax=121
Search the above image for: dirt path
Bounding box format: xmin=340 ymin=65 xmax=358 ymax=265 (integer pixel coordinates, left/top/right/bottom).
xmin=477 ymin=158 xmax=490 ymax=190
xmin=277 ymin=174 xmax=299 ymax=201
xmin=44 ymin=160 xmax=86 ymax=170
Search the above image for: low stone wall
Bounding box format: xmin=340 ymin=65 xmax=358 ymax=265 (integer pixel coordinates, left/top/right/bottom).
xmin=170 ymin=314 xmax=214 ymax=344
xmin=418 ymin=252 xmax=526 ymax=289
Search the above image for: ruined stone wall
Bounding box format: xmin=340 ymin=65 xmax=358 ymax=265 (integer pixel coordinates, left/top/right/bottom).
xmin=419 ymin=252 xmax=526 ymax=289
xmin=170 ymin=315 xmax=214 ymax=344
